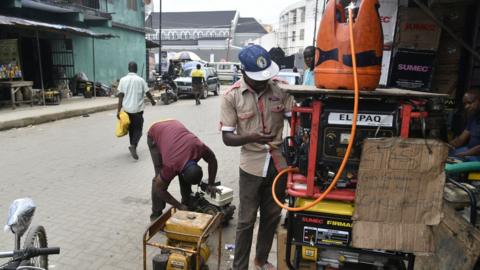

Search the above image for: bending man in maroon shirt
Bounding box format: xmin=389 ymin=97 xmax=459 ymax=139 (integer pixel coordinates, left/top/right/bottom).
xmin=147 ymin=119 xmax=219 ymax=221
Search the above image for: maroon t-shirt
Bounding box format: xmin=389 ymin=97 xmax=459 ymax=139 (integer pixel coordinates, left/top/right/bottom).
xmin=148 ymin=120 xmax=210 ymax=182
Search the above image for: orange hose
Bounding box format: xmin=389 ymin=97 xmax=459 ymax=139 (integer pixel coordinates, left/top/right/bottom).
xmin=272 ymin=7 xmax=360 ymax=211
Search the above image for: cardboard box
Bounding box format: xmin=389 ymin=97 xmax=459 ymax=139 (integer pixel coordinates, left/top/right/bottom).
xmin=396 ymin=7 xmax=442 ymax=50
xmin=428 ymin=0 xmax=474 ymax=8
xmin=379 ymin=0 xmax=399 ymax=47
xmin=431 ymin=64 xmax=459 ymax=96
xmin=390 ymin=49 xmax=436 ymax=91
xmin=434 ymin=4 xmax=468 ymax=32
xmin=352 ymin=138 xmax=448 ymax=254
xmin=414 ymin=204 xmax=480 ymax=270
xmin=436 ymin=35 xmax=463 ymax=65
xmin=379 ymin=50 xmax=392 ymax=86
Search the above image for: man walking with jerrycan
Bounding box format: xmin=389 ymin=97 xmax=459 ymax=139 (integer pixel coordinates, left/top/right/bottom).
xmin=117 ymin=61 xmax=156 ymax=160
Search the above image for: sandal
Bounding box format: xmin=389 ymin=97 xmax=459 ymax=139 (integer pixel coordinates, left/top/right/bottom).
xmin=255 ymin=261 xmax=276 ymax=270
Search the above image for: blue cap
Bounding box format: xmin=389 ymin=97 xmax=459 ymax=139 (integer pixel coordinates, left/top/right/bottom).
xmin=239 ymin=45 xmax=279 ymax=81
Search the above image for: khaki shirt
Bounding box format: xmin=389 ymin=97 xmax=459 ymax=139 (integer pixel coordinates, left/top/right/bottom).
xmin=220 ymin=78 xmax=294 ymax=177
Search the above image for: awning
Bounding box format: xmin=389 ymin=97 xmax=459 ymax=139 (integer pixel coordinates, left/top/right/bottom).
xmin=0 ymin=15 xmax=115 ymax=39
xmin=146 ymin=39 xmax=159 ymax=48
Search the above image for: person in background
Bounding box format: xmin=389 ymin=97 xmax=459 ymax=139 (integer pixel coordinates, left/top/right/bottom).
xmin=292 ymin=67 xmax=298 ymax=73
xmin=220 ymin=45 xmax=294 ymax=270
xmin=233 ymin=64 xmax=240 ymax=83
xmin=450 ymin=88 xmax=480 ymax=161
xmin=302 ymin=46 xmax=315 ymax=86
xmin=167 ymin=60 xmax=175 ymax=78
xmin=191 ymin=64 xmax=206 ymax=105
xmin=147 ymin=119 xmax=219 ymax=221
xmin=117 ymin=61 xmax=156 ymax=160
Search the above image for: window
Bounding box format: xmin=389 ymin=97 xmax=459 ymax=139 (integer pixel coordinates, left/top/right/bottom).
xmin=300 ymin=29 xmax=304 ymax=41
xmin=181 ymin=33 xmax=186 ymax=39
xmin=292 ymin=31 xmax=296 ymax=42
xmin=292 ymin=11 xmax=297 ymax=24
xmin=173 ymin=32 xmax=178 ymax=40
xmin=185 ymin=32 xmax=191 ymax=39
xmin=127 ymin=0 xmax=137 ymax=10
xmin=301 ymin=8 xmax=305 ymax=23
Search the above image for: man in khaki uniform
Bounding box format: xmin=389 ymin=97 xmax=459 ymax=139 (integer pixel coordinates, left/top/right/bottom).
xmin=220 ymin=45 xmax=294 ymax=270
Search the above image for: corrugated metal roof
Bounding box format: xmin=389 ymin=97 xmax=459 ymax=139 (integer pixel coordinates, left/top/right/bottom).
xmin=0 ymin=14 xmax=115 ymax=38
xmin=146 ymin=11 xmax=237 ymax=29
xmin=236 ymin=17 xmax=267 ymax=34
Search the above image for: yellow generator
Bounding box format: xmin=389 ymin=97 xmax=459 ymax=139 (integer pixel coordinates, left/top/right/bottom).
xmin=143 ymin=208 xmax=223 ymax=270
xmin=287 ymin=198 xmax=413 ymax=269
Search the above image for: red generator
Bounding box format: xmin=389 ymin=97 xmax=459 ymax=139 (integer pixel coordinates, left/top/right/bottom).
xmin=281 ymin=87 xmax=447 ymax=270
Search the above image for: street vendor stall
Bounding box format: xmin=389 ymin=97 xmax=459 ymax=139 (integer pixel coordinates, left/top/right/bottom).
xmin=0 ymin=80 xmax=33 ymax=109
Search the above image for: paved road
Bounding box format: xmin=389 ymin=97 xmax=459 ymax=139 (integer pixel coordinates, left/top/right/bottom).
xmin=0 ymin=87 xmax=281 ymax=270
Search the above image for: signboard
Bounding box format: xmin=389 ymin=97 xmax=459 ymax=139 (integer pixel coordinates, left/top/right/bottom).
xmin=390 ymin=49 xmax=436 ymax=91
xmin=328 ymin=112 xmax=394 ymax=127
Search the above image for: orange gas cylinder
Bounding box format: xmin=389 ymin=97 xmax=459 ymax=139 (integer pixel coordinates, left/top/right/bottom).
xmin=314 ymin=0 xmax=383 ymax=90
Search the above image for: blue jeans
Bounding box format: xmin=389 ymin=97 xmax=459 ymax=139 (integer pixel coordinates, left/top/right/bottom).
xmin=451 ymin=147 xmax=480 ymax=161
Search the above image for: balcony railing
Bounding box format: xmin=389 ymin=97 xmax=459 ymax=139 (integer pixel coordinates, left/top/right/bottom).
xmin=38 ymin=0 xmax=108 ymax=13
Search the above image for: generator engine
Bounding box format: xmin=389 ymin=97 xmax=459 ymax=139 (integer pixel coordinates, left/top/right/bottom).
xmin=152 ymin=211 xmax=212 ymax=270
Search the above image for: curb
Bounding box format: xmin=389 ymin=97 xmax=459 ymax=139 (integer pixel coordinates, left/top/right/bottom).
xmin=0 ymin=103 xmax=117 ymax=131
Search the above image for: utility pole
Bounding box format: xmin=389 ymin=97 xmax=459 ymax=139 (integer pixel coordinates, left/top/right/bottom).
xmin=226 ymin=20 xmax=233 ymax=61
xmin=313 ymin=0 xmax=319 ymax=46
xmin=158 ymin=0 xmax=162 ymax=74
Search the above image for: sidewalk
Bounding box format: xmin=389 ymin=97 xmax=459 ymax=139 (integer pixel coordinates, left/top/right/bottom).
xmin=0 ymin=96 xmax=117 ymax=131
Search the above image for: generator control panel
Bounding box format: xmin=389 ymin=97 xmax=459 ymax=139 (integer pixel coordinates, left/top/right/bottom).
xmin=319 ymin=100 xmax=399 ymax=169
xmin=292 ymin=212 xmax=353 ymax=247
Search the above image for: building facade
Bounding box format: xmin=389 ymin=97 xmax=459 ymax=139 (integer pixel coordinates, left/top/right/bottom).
xmin=145 ymin=11 xmax=266 ymax=63
xmin=0 ymin=0 xmax=146 ymax=91
xmin=278 ymin=0 xmax=325 ymax=55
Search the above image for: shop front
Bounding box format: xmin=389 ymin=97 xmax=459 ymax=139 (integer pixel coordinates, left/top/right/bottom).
xmin=0 ymin=15 xmax=113 ymax=108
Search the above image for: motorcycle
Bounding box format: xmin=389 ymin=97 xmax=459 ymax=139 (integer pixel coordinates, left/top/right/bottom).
xmin=158 ymin=74 xmax=178 ymax=105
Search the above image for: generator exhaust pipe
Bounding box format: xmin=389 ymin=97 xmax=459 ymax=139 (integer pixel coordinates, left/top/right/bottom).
xmin=272 ymin=5 xmax=360 ymax=212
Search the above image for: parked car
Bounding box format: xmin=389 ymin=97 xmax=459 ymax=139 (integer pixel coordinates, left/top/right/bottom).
xmin=206 ymin=62 xmax=242 ymax=83
xmin=276 ymin=71 xmax=303 ymax=85
xmin=174 ymin=66 xmax=220 ymax=98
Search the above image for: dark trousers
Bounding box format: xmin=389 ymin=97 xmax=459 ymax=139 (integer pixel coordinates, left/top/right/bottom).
xmin=192 ymin=83 xmax=202 ymax=104
xmin=127 ymin=111 xmax=144 ymax=147
xmin=147 ymin=136 xmax=192 ymax=217
xmin=233 ymin=161 xmax=287 ymax=270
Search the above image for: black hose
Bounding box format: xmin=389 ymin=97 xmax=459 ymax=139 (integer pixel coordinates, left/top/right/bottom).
xmin=447 ymin=178 xmax=477 ymax=226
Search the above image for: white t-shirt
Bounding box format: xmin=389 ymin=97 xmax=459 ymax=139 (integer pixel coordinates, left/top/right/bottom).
xmin=118 ymin=72 xmax=149 ymax=113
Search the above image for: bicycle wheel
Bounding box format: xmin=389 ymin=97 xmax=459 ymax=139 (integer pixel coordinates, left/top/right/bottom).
xmin=21 ymin=225 xmax=48 ymax=269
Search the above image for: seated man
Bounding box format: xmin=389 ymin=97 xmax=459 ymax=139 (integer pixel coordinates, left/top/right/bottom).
xmin=147 ymin=119 xmax=218 ymax=221
xmin=450 ymin=88 xmax=480 ymax=161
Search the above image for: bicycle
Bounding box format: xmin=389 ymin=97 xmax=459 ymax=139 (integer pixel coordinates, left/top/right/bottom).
xmin=0 ymin=198 xmax=60 ymax=270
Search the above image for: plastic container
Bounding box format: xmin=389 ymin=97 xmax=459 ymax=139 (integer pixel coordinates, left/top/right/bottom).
xmin=314 ymin=0 xmax=383 ymax=90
